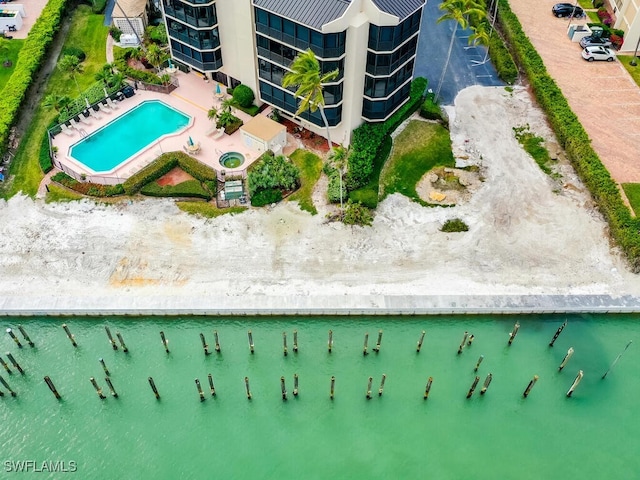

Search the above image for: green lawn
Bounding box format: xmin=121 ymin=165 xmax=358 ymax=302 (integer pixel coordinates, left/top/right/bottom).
xmin=622 ymin=183 xmax=640 ymax=216
xmin=287 ymin=149 xmax=322 ymax=215
xmin=620 ymin=56 xmax=640 ymax=87
xmin=45 ymin=184 xmax=85 ymax=203
xmin=2 ymin=6 xmax=109 ymax=199
xmin=348 ymin=135 xmax=392 ymax=209
xmin=379 ymin=120 xmax=454 ymax=204
xmin=0 ymin=39 xmax=25 ymax=91
xmin=176 ymin=202 xmax=248 ymax=218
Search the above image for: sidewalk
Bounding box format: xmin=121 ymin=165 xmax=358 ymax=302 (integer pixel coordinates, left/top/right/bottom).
xmin=509 ymin=0 xmax=640 ymax=184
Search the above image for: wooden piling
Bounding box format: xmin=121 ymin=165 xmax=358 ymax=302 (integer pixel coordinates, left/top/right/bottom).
xmin=466 ymin=376 xmax=480 ymax=398
xmin=424 ymin=377 xmax=433 ymax=400
xmin=6 ymin=353 xmax=24 ymax=375
xmin=330 ymin=375 xmax=335 ymax=399
xmin=208 ymin=373 xmax=216 ymax=396
xmin=195 ymin=378 xmax=205 ymax=402
xmin=116 ymin=332 xmax=128 ymax=353
xmin=458 ymin=331 xmax=469 ymax=354
xmin=0 ymin=375 xmax=16 ymax=397
xmin=467 ymin=334 xmax=475 ymax=346
xmin=99 ymin=358 xmax=110 ymax=377
xmin=366 ymin=376 xmax=373 ymax=399
xmin=328 ymin=330 xmax=333 ymax=353
xmin=248 ymin=330 xmax=254 ymax=354
xmin=90 ymin=377 xmax=106 ymax=400
xmin=6 ymin=328 xmax=22 ymax=348
xmin=474 ymin=355 xmax=484 ymax=372
xmin=566 ymin=370 xmax=584 ymax=397
xmin=62 ymin=324 xmax=77 ymax=347
xmin=200 ymin=333 xmax=210 ymax=355
xmin=480 ymin=373 xmax=493 ymax=395
xmin=549 ymin=320 xmax=567 ymax=347
xmin=105 ymin=326 xmax=118 ymax=350
xmin=17 ymin=325 xmax=34 ymax=348
xmin=245 ymin=376 xmax=252 ymax=400
xmin=105 ymin=377 xmax=118 ymax=398
xmin=558 ymin=347 xmax=574 ymax=372
xmin=214 ymin=330 xmax=221 ymax=353
xmin=523 ymin=375 xmax=539 ymax=398
xmin=374 ymin=330 xmax=383 ymax=353
xmin=148 ymin=376 xmax=160 ymax=399
xmin=417 ymin=330 xmax=426 ymax=353
xmin=281 ymin=376 xmax=287 ymax=401
xmin=378 ymin=374 xmax=386 ymax=396
xmin=363 ymin=333 xmax=369 ymax=356
xmin=508 ymin=322 xmax=520 ymax=346
xmin=293 ymin=373 xmax=299 ymax=396
xmin=283 ymin=332 xmax=288 ymax=357
xmin=602 ymin=340 xmax=633 ymax=379
xmin=0 ymin=355 xmax=12 ymax=374
xmin=43 ymin=376 xmax=58 ymax=399
xmin=160 ymin=331 xmax=169 ymax=354
xmin=293 ymin=330 xmax=298 ymax=353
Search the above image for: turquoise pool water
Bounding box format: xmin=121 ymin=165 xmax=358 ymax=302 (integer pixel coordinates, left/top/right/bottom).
xmin=0 ymin=314 xmax=637 ymax=478
xmin=69 ymin=100 xmax=190 ymax=173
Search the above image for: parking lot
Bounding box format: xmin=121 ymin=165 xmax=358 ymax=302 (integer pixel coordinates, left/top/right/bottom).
xmin=510 ymin=0 xmax=640 ymax=184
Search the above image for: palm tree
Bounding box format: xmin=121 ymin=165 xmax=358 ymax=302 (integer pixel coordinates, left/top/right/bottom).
xmin=434 ymin=0 xmax=486 ymax=102
xmin=328 ymin=145 xmax=349 ymax=211
xmin=145 ymin=43 xmax=169 ymax=75
xmin=58 ymin=54 xmax=84 ymax=95
xmin=43 ymin=94 xmax=70 ymax=111
xmin=282 ymin=49 xmax=339 ymax=150
xmin=471 ymin=0 xmax=498 ymax=66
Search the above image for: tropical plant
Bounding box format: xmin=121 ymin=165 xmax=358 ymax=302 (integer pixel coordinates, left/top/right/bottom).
xmin=145 ymin=43 xmax=169 ymax=75
xmin=343 ymin=200 xmax=373 ymax=226
xmin=217 ymin=97 xmax=238 ymax=128
xmin=248 ymin=153 xmax=300 ymax=196
xmin=282 ymin=49 xmax=339 ymax=150
xmin=435 ymin=0 xmax=486 ymax=101
xmin=43 ymin=93 xmax=70 ymax=111
xmin=109 ymin=26 xmax=122 ymax=42
xmin=327 ymin=144 xmax=349 ymax=210
xmin=57 ymin=54 xmax=84 ymax=95
xmin=207 ymin=106 xmax=218 ymax=122
xmin=232 ymin=84 xmax=255 ymax=108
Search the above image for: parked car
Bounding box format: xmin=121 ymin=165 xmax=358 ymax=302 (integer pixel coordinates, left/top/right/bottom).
xmin=579 ymin=35 xmax=613 ymax=48
xmin=581 ymin=46 xmax=616 ymax=62
xmin=552 ymin=3 xmax=585 ymax=18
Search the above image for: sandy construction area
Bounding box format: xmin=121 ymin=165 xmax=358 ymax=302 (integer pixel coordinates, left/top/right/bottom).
xmin=1 ymin=85 xmax=639 ymax=310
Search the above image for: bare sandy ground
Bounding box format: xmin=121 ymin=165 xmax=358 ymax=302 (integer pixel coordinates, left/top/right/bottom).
xmin=1 ymin=85 xmax=639 ymax=308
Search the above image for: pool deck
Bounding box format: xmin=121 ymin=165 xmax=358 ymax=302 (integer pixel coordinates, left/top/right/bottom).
xmin=52 ymin=71 xmax=271 ymax=183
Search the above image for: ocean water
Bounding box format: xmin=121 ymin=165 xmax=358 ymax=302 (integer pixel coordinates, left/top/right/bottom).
xmin=0 ymin=315 xmax=637 ymax=479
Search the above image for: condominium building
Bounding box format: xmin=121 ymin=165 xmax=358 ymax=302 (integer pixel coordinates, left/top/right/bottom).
xmin=160 ymin=0 xmax=425 ymax=144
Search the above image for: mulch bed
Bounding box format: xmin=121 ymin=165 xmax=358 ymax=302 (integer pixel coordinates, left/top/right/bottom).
xmin=157 ymin=167 xmax=195 ymax=186
xmin=281 ymin=118 xmax=333 ymax=154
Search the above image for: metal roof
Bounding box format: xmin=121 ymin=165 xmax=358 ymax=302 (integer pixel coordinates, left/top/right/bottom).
xmin=254 ymin=0 xmax=352 ymax=30
xmin=370 ymin=0 xmax=425 ymax=20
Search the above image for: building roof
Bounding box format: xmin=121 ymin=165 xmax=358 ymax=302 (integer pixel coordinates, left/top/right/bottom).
xmin=241 ymin=115 xmax=286 ymax=142
xmin=254 ymin=0 xmax=351 ymax=30
xmin=371 ymin=0 xmax=425 ymax=19
xmin=113 ymin=0 xmax=147 ymax=18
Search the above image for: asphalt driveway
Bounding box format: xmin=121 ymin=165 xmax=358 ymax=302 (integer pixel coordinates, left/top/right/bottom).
xmin=415 ymin=0 xmax=504 ymax=105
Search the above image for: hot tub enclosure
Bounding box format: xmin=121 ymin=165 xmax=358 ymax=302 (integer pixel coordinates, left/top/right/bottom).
xmin=240 ymin=115 xmax=287 ymax=155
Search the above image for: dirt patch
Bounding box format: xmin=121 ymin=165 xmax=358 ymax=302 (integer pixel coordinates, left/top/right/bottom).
xmin=416 ymin=167 xmax=482 ymax=205
xmin=157 ymin=167 xmax=195 ymax=186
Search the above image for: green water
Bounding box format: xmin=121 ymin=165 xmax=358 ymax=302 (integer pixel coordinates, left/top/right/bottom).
xmin=0 ymin=315 xmax=637 ymax=479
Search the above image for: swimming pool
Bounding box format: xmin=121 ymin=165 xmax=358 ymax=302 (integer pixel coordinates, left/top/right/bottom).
xmin=68 ymin=100 xmax=191 ymax=173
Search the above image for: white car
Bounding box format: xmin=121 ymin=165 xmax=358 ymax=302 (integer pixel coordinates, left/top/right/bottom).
xmin=581 ymin=46 xmax=616 ymax=62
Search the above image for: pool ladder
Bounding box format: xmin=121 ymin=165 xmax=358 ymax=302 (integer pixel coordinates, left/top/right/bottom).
xmin=79 ymin=129 xmax=88 ymax=138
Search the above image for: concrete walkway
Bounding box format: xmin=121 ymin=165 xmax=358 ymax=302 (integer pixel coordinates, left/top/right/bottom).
xmin=509 ymin=0 xmax=640 ymax=185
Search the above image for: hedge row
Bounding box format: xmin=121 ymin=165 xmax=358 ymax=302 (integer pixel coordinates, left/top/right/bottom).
xmin=499 ymin=0 xmax=640 ymax=271
xmin=346 ymin=77 xmax=428 ymax=190
xmin=39 ymin=133 xmax=53 ymax=174
xmin=122 ymin=151 xmax=217 ymax=195
xmin=51 ymin=172 xmax=124 ymax=196
xmin=0 ymin=0 xmax=68 ymax=155
xmin=140 ymin=179 xmax=211 ymax=199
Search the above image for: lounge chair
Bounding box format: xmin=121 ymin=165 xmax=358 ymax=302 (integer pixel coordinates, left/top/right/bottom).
xmin=69 ymin=118 xmax=81 ymax=130
xmin=106 ymin=98 xmax=119 ymax=110
xmin=78 ymin=113 xmax=92 ymax=126
xmin=88 ymin=109 xmax=102 ymax=120
xmin=60 ymin=123 xmax=75 ymax=137
xmin=99 ymin=103 xmax=112 ymax=114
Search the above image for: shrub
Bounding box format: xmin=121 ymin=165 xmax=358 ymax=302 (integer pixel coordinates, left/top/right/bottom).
xmin=145 ymin=24 xmax=168 ymax=45
xmin=109 ymin=26 xmax=122 ymax=42
xmin=220 ymin=116 xmax=243 ymax=135
xmin=343 ymin=200 xmax=373 ymax=226
xmin=39 ymin=133 xmax=53 ymax=174
xmin=610 ymin=34 xmax=623 ymax=50
xmin=232 ymin=84 xmax=255 ymax=108
xmin=251 ymin=188 xmax=282 ymax=207
xmin=61 ymin=46 xmax=86 ymax=62
xmin=51 ymin=172 xmax=125 ymax=197
xmin=91 ymin=0 xmax=106 ymax=13
xmin=140 ymin=179 xmax=211 ymax=199
xmin=248 ymin=152 xmax=300 ymax=195
xmin=441 ymin=218 xmax=469 ymax=232
xmin=420 ymin=96 xmax=443 ymax=121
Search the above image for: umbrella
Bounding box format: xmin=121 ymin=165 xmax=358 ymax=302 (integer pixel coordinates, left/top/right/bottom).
xmin=103 ymin=87 xmax=109 ymax=98
xmin=188 ymin=136 xmax=194 ymax=146
xmin=84 ymin=97 xmax=91 ymax=108
xmin=215 ymin=83 xmax=221 ymax=95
